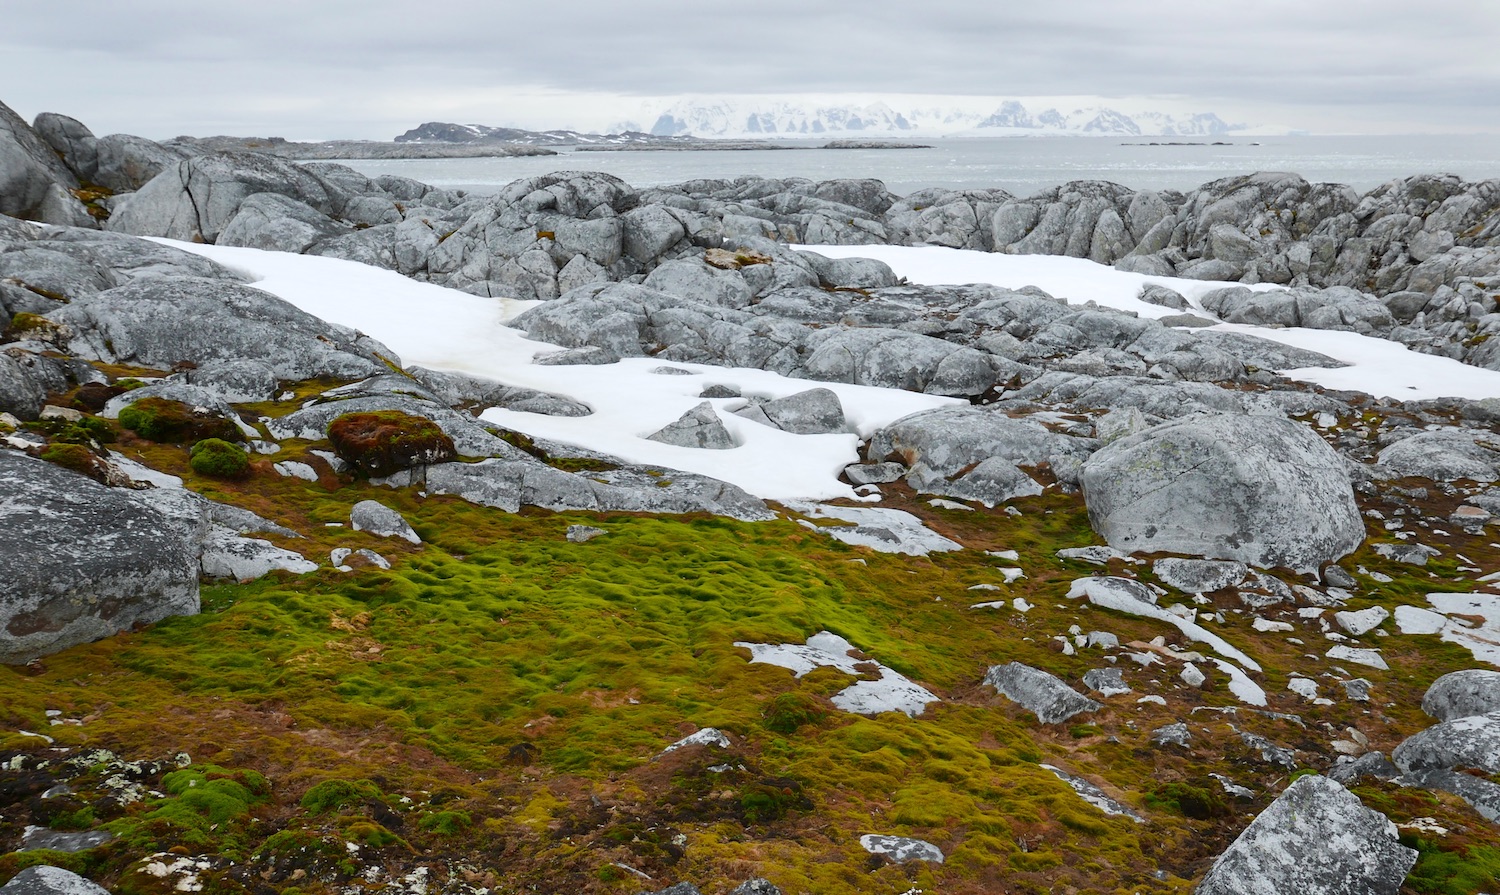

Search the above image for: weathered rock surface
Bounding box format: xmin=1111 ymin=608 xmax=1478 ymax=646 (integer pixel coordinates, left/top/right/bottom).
xmin=1194 ymin=774 xmax=1417 ymax=895
xmin=350 ymin=499 xmax=421 ymax=544
xmin=1082 ymin=413 xmax=1363 ymax=572
xmin=647 ymin=401 xmax=736 ymax=450
xmin=1392 ymin=711 xmax=1500 ymax=774
xmin=50 ymin=277 xmax=394 ymax=380
xmin=0 ymin=865 xmax=111 ymax=895
xmin=0 ymin=450 xmax=199 ymax=664
xmin=1421 ymin=669 xmax=1500 ymax=722
xmin=983 ymin=661 xmax=1101 ymax=724
xmin=0 ymin=100 xmax=91 ymax=226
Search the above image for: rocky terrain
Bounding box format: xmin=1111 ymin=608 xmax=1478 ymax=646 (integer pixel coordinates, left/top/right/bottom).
xmin=3 ymin=98 xmax=1500 ymax=895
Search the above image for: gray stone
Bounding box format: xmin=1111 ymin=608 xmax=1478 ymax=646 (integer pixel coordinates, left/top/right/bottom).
xmin=566 ymin=525 xmax=608 ymax=543
xmin=1139 ymin=283 xmax=1188 ymax=310
xmin=267 ymin=394 xmax=511 ymax=460
xmin=858 ymin=834 xmax=944 ymax=864
xmin=1401 ymin=767 xmax=1500 ymax=824
xmin=1194 ymin=775 xmax=1416 ymax=895
xmin=32 ymin=113 xmax=99 ymax=182
xmin=218 ymin=192 xmax=351 ymax=253
xmin=1392 ymin=711 xmax=1500 ymax=775
xmin=620 ymin=204 xmax=686 ymax=262
xmin=644 ymin=258 xmax=753 ymax=309
xmin=746 ymin=388 xmax=846 ymax=434
xmin=646 ymin=401 xmax=735 ymax=450
xmin=0 ymin=450 xmax=199 ymax=664
xmin=845 ymin=462 xmax=905 ymax=485
xmin=200 ymin=527 xmax=318 ymax=582
xmin=727 ymin=880 xmax=782 ymax=895
xmin=1378 ymin=429 xmax=1500 ymax=482
xmin=983 ymin=661 xmax=1101 ymax=724
xmin=1084 ymin=667 xmax=1131 ymax=697
xmin=350 ymin=500 xmax=421 ymax=544
xmin=107 ymin=151 xmax=340 ymax=243
xmin=0 ymin=100 xmax=87 ymax=225
xmin=185 ymin=360 xmax=279 ymax=403
xmin=18 ymin=828 xmax=114 ymax=854
xmin=1326 ymin=751 xmax=1399 ymax=785
xmin=0 ymin=352 xmax=48 ymax=421
xmin=91 ymin=134 xmax=192 ymax=193
xmin=1151 ymin=722 xmax=1192 ymax=747
xmin=1153 ymin=558 xmax=1249 ymax=594
xmin=50 ymin=277 xmax=392 ymax=381
xmin=1082 ymin=413 xmax=1363 ymax=573
xmin=0 ymin=865 xmax=112 ymax=895
xmin=1422 ymin=669 xmax=1500 ymax=722
xmin=1372 ymin=542 xmax=1441 ymax=566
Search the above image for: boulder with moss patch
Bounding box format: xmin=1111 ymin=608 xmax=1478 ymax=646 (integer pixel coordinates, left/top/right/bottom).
xmin=328 ymin=410 xmax=458 ymax=475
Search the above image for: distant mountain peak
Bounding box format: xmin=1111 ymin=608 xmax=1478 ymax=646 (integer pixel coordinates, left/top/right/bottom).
xmin=640 ymin=98 xmax=1240 ymax=138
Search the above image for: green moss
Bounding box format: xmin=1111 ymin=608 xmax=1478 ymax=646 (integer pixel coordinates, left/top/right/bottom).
xmin=762 ymin=692 xmax=827 ymax=735
xmin=118 ymin=397 xmax=241 ymax=444
xmin=300 ymin=778 xmax=382 ymax=814
xmin=327 ymin=410 xmax=456 ymax=475
xmin=1402 ymin=837 xmax=1500 ymax=894
xmin=417 ymin=810 xmax=471 ymax=835
xmin=39 ymin=443 xmax=101 ymax=477
xmin=189 ymin=438 xmax=250 ymax=479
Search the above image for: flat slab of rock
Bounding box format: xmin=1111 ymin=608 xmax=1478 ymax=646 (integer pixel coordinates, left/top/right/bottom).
xmin=1153 ymin=558 xmax=1248 ymax=594
xmin=1195 ymin=774 xmax=1416 ymax=895
xmin=858 ymin=834 xmax=943 ymax=864
xmin=983 ymin=661 xmax=1101 ymax=724
xmin=1082 ymin=413 xmax=1363 ymax=573
xmin=0 ymin=451 xmax=199 ymax=664
xmin=736 ymin=631 xmax=938 ymax=717
xmin=1041 ymin=764 xmax=1143 ymax=822
xmin=784 ymin=500 xmax=961 ymax=556
xmin=1421 ymin=669 xmax=1500 ymax=721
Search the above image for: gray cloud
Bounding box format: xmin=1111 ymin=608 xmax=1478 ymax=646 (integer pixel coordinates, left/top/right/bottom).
xmin=2 ymin=0 xmax=1497 ymax=136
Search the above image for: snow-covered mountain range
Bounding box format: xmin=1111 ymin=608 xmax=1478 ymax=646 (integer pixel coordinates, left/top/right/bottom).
xmin=624 ymin=98 xmax=1241 ymax=139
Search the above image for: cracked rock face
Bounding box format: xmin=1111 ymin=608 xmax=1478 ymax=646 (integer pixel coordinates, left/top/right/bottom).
xmin=0 ymin=451 xmax=200 ymax=664
xmin=1194 ymin=774 xmax=1417 ymax=895
xmin=1081 ymin=413 xmax=1363 ymax=573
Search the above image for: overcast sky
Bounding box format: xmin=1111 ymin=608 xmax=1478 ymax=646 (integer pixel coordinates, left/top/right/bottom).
xmin=4 ymin=1 xmax=1498 ymax=139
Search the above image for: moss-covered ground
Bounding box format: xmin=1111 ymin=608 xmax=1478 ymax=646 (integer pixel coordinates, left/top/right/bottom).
xmin=2 ymin=380 xmax=1499 ymax=894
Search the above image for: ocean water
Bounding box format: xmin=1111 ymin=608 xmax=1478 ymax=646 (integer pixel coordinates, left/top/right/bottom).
xmin=340 ymin=134 xmax=1500 ymax=198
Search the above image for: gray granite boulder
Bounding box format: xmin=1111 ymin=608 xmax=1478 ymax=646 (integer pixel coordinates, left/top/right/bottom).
xmin=0 ymin=352 xmax=48 ymax=421
xmin=736 ymin=388 xmax=845 ymax=434
xmin=983 ymin=661 xmax=1101 ymax=724
xmin=0 ymin=450 xmax=199 ymax=664
xmin=647 ymin=401 xmax=735 ymax=449
xmin=0 ymin=865 xmax=111 ymax=895
xmin=218 ymin=192 xmax=352 ymax=253
xmin=801 ymin=327 xmax=996 ymax=396
xmin=1421 ymin=669 xmax=1500 ymax=722
xmin=858 ymin=834 xmax=944 ymax=864
xmin=1392 ymin=711 xmax=1500 ymax=775
xmin=106 ymin=151 xmax=340 ymax=243
xmin=91 ymin=134 xmax=193 ymax=193
xmin=0 ymin=101 xmax=91 ymax=226
xmin=49 ymin=277 xmax=393 ymax=380
xmin=350 ymin=499 xmax=421 ymax=544
xmin=644 ymin=258 xmax=753 ymax=309
xmin=32 ymin=113 xmax=99 ymax=182
xmin=1082 ymin=413 xmax=1363 ymax=573
xmin=1378 ymin=429 xmax=1500 ymax=482
xmin=869 ymin=405 xmax=1090 ymax=505
xmin=1194 ymin=774 xmax=1416 ymax=895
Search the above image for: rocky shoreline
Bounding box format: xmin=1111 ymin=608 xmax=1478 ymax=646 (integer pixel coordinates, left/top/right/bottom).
xmin=3 ymin=98 xmax=1500 ymax=895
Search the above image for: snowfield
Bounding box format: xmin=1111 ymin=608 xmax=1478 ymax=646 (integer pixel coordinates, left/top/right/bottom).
xmin=155 ymin=240 xmax=1500 ymax=503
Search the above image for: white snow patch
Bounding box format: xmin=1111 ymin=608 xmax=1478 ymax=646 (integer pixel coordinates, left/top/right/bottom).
xmin=1394 ymin=593 xmax=1500 ymax=666
xmin=1065 ymin=577 xmax=1261 ymax=672
xmin=149 ymin=240 xmax=958 ymax=501
xmin=805 ymin=244 xmax=1500 ymax=402
xmin=734 ymin=631 xmax=938 ymax=717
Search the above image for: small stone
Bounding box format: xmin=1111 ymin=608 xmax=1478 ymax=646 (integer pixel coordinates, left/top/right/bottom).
xmin=349 ymin=499 xmax=421 ymax=544
xmin=566 ymin=525 xmax=608 ymax=543
xmin=1180 ymin=664 xmax=1207 ymax=688
xmin=1151 ymin=722 xmax=1192 ymax=747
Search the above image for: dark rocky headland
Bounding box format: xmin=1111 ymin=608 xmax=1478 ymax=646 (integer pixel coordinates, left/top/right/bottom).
xmin=3 ymin=98 xmax=1500 ymax=895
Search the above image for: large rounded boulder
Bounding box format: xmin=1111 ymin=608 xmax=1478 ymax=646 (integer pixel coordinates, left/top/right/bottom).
xmin=0 ymin=450 xmax=199 ymax=664
xmin=1081 ymin=413 xmax=1362 ymax=573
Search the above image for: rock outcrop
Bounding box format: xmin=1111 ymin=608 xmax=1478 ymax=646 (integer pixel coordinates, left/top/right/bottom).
xmin=1194 ymin=774 xmax=1417 ymax=895
xmin=0 ymin=451 xmax=199 ymax=664
xmin=1081 ymin=413 xmax=1363 ymax=572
